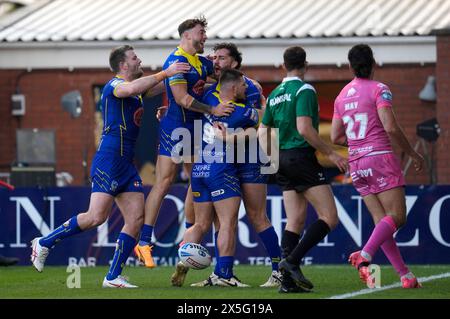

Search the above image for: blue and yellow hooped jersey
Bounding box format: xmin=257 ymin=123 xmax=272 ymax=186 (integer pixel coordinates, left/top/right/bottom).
xmin=98 ymin=76 xmax=144 ymax=160
xmin=205 ymin=76 xmax=262 ymax=111
xmin=163 ymin=46 xmax=213 ymax=123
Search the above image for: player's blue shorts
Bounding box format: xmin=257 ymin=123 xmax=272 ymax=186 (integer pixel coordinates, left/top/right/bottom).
xmin=191 ymin=163 xmax=241 ymax=202
xmin=158 ymin=116 xmax=197 ymax=158
xmin=236 ymin=163 xmax=268 ymax=184
xmin=90 ymin=152 xmax=143 ymax=196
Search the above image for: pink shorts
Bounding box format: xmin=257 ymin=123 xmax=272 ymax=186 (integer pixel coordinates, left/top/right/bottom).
xmin=349 ymin=152 xmax=405 ymax=196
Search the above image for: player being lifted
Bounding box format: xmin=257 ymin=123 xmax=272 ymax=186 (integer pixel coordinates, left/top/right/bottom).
xmin=30 ymin=45 xmax=189 ymax=287
xmin=331 ymin=44 xmax=424 ymax=289
xmin=134 ymin=17 xmax=234 ymax=268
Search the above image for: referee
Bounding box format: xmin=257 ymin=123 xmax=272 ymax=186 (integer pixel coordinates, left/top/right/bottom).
xmin=259 ymin=46 xmax=347 ymax=293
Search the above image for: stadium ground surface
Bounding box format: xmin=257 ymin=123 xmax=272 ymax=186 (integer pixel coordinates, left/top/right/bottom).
xmin=1 ymin=265 xmax=449 ymax=299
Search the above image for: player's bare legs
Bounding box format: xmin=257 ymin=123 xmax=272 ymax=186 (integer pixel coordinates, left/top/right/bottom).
xmin=31 ymin=193 xmax=114 ymax=272
xmin=214 ymin=197 xmax=240 ymax=257
xmin=213 ymin=196 xmax=249 ymax=287
xmin=171 ymin=201 xmax=214 ymax=287
xmin=183 ymin=162 xmax=195 ymax=226
xmin=242 ymin=183 xmax=270 ymax=232
xmin=100 ymin=192 xmax=144 ymax=288
xmin=144 ymin=155 xmax=178 ymax=226
xmin=77 ymin=193 xmax=115 ymax=229
xmin=357 ymin=187 xmax=421 ymax=288
xmin=134 ymin=155 xmax=178 ymax=268
xmin=184 ymin=202 xmax=214 ymax=244
xmin=115 ymin=192 xmax=144 ymax=238
xmin=242 ymin=183 xmax=282 ymax=287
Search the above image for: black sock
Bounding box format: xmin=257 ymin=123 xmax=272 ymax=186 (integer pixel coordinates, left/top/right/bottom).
xmin=281 ymin=230 xmax=300 ymax=259
xmin=287 ymin=219 xmax=330 ymax=265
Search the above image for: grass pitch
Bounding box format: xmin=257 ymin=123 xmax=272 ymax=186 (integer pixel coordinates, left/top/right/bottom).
xmin=1 ymin=265 xmax=449 ymax=299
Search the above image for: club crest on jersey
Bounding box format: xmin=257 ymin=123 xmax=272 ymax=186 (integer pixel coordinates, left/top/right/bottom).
xmin=133 ymin=107 xmax=144 ymax=126
xmin=192 ymin=80 xmax=206 ymax=96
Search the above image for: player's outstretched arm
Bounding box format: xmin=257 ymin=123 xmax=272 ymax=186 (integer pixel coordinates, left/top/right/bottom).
xmin=378 ymin=106 xmax=424 ymax=172
xmin=115 ymin=62 xmax=191 ymax=98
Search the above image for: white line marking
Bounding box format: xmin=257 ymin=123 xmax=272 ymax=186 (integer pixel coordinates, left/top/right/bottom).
xmin=328 ymin=272 xmax=450 ymax=299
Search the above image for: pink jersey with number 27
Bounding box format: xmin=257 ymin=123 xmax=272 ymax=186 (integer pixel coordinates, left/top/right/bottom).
xmin=333 ymin=78 xmax=394 ymax=162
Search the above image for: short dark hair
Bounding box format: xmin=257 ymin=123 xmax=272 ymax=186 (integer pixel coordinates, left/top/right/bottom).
xmin=348 ymin=44 xmax=375 ymax=78
xmin=109 ymin=45 xmax=134 ymax=73
xmin=213 ymin=42 xmax=243 ymax=69
xmin=219 ymin=68 xmax=244 ymax=87
xmin=283 ymin=46 xmax=306 ymax=71
xmin=178 ymin=16 xmax=208 ymax=37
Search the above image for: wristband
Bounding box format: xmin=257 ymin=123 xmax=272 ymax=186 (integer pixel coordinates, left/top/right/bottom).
xmin=154 ymin=70 xmax=167 ymax=82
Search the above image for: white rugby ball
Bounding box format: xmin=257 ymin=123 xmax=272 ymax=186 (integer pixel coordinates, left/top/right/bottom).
xmin=178 ymin=242 xmax=212 ymax=270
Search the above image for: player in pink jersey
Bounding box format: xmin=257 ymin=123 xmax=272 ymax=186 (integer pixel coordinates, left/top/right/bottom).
xmin=331 ymin=44 xmax=424 ymax=289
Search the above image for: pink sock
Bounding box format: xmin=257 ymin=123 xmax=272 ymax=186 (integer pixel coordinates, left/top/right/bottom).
xmin=362 ymin=215 xmax=397 ymax=258
xmin=381 ymin=237 xmax=409 ymax=277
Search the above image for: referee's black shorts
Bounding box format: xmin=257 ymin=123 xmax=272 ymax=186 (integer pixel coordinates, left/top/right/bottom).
xmin=276 ymin=147 xmax=329 ymax=193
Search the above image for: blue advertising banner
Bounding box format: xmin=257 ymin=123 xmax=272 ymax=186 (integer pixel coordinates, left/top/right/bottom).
xmin=0 ymin=185 xmax=449 ymax=266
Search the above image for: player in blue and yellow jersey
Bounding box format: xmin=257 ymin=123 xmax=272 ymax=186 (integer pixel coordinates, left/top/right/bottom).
xmin=135 ymin=17 xmax=234 ymax=269
xmin=170 ymin=43 xmax=281 ymax=288
xmin=30 ymin=45 xmax=189 ymax=288
xmin=179 ymin=68 xmax=259 ymax=287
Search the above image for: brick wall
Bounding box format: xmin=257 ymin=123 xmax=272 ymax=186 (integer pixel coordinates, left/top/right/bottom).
xmin=435 ymin=30 xmax=450 ymax=184
xmin=0 ymin=69 xmax=112 ymax=185
xmin=0 ymin=58 xmax=446 ymax=185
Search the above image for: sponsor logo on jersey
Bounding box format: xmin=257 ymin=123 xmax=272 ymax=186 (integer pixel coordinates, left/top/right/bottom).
xmin=211 ymin=189 xmax=225 ymax=197
xmin=269 ymin=93 xmax=291 ymax=107
xmin=357 ymin=168 xmax=373 ymax=177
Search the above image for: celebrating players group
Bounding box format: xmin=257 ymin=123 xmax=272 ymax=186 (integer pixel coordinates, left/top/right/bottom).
xmin=31 ymin=16 xmax=424 ymax=292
